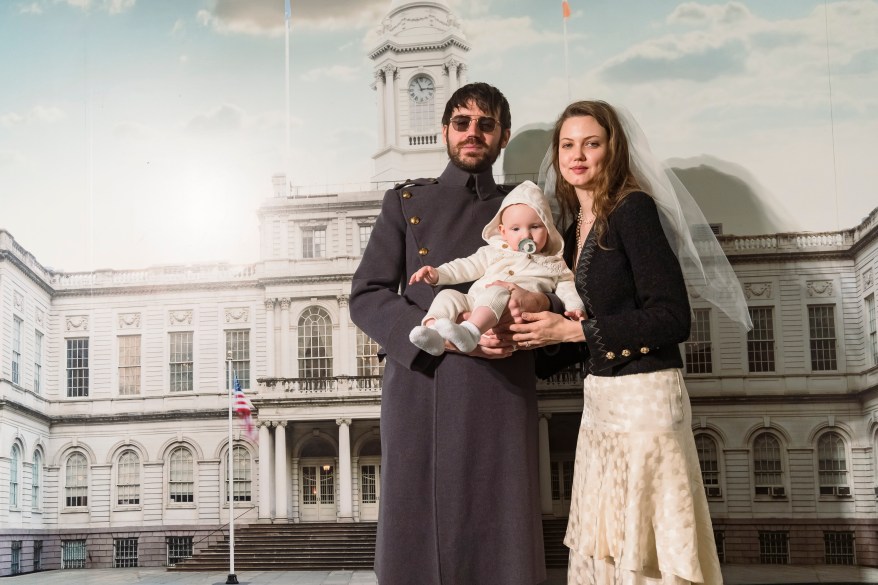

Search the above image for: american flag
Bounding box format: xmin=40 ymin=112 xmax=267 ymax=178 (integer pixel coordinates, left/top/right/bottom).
xmin=233 ymin=373 xmax=256 ymax=441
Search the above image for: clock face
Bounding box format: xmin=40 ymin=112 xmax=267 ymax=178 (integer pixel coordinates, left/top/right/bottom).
xmin=408 ymin=75 xmax=435 ymax=103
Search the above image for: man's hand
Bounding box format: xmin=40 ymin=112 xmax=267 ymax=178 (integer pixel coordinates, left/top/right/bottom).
xmin=485 ymin=281 xmax=550 ymax=325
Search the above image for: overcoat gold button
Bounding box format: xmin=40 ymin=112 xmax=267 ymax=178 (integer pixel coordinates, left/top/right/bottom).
xmin=402 ymin=191 xmax=412 ymax=199
xmin=418 ymin=247 xmax=429 ymax=256
xmin=606 ymin=351 xmax=616 ymax=360
xmin=640 ymin=347 xmax=650 ymax=354
xmin=409 ymin=216 xmax=421 ymax=225
xmin=621 ymin=349 xmax=631 ymax=357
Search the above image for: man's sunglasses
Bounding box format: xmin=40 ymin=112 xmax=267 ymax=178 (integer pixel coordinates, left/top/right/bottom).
xmin=448 ymin=115 xmax=500 ymax=133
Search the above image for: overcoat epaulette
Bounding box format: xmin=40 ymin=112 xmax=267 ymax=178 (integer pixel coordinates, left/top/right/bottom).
xmin=393 ymin=177 xmax=439 ymax=191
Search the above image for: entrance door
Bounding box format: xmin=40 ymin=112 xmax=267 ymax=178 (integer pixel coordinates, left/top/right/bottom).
xmin=300 ymin=462 xmax=336 ymax=521
xmin=359 ymin=459 xmax=381 ymax=521
xmin=551 ymin=459 xmax=574 ymax=517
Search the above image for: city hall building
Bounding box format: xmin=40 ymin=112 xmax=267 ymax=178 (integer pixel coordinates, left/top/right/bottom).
xmin=2 ymin=0 xmax=878 ymax=575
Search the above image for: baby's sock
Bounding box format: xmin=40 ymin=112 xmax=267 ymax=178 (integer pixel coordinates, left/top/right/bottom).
xmin=410 ymin=325 xmax=445 ymax=356
xmin=434 ymin=319 xmax=481 ymax=353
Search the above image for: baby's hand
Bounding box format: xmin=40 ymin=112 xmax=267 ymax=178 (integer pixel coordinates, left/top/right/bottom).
xmin=409 ymin=266 xmax=438 ymax=285
xmin=565 ymin=309 xmax=585 ymax=321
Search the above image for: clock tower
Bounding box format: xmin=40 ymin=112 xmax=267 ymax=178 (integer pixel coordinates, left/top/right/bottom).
xmin=369 ymin=0 xmax=469 ymax=183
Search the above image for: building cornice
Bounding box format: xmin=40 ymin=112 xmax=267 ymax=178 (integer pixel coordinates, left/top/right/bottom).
xmin=369 ymin=36 xmax=469 ymax=60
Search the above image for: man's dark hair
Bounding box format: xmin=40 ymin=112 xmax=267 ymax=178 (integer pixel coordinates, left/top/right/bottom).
xmin=441 ymin=82 xmax=511 ymax=130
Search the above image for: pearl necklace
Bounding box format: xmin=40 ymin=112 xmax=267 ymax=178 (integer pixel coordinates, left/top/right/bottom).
xmin=575 ymin=207 xmax=595 ymax=256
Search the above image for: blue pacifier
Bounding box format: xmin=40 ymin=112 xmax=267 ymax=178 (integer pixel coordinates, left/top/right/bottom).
xmin=518 ymin=238 xmax=537 ymax=254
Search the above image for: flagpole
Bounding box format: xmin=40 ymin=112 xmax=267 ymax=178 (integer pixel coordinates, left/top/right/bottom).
xmin=284 ymin=0 xmax=291 ymax=193
xmin=562 ymin=1 xmax=571 ymax=102
xmin=226 ymin=352 xmax=238 ymax=585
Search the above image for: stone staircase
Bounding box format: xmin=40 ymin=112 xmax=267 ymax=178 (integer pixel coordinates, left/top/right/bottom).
xmin=170 ymin=518 xmax=570 ymax=572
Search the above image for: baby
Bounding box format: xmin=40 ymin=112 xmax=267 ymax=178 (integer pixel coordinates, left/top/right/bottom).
xmin=409 ymin=180 xmax=584 ymax=355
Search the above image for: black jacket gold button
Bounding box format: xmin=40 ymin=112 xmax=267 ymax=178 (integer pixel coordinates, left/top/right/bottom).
xmin=621 ymin=349 xmax=631 ymax=357
xmin=409 ymin=216 xmax=421 ymax=225
xmin=606 ymin=351 xmax=616 ymax=360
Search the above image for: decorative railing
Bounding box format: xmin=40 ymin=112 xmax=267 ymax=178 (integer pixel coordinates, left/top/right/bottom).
xmin=50 ymin=262 xmax=259 ymax=289
xmin=408 ymin=134 xmax=438 ymax=146
xmin=257 ymin=372 xmax=581 ymax=399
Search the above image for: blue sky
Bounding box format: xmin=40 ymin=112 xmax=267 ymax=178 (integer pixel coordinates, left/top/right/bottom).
xmin=1 ymin=0 xmax=876 ymax=271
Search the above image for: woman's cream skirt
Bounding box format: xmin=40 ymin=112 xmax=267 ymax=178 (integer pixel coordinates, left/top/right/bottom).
xmin=565 ymin=369 xmax=723 ymax=585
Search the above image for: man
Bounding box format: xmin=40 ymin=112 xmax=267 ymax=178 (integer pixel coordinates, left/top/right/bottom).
xmin=350 ymin=83 xmax=551 ymax=585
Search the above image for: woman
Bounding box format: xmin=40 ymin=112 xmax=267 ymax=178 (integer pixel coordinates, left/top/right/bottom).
xmin=509 ymin=101 xmax=744 ymax=584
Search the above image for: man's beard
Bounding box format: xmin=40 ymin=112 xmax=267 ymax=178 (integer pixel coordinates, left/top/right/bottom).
xmin=447 ymin=137 xmax=501 ymax=173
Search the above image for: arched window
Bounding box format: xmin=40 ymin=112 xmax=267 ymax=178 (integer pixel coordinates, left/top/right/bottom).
xmin=32 ymin=451 xmax=42 ymax=510
xmin=225 ymin=445 xmax=252 ymax=502
xmin=753 ymin=433 xmax=784 ymax=496
xmin=356 ymin=328 xmax=383 ymax=387
xmin=65 ymin=452 xmax=88 ymax=507
xmin=818 ymin=431 xmax=849 ymax=495
xmin=117 ymin=450 xmax=141 ymax=505
xmin=694 ymin=434 xmax=721 ymax=497
xmin=9 ymin=444 xmax=20 ymax=508
xmin=169 ymin=447 xmax=194 ymax=504
xmin=298 ymin=307 xmax=332 ymax=379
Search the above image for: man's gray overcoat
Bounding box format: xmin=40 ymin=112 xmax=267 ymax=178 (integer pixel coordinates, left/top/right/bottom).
xmin=349 ymin=162 xmax=546 ymax=585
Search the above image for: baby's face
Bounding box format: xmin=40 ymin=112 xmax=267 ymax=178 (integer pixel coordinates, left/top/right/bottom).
xmin=498 ymin=204 xmax=548 ymax=253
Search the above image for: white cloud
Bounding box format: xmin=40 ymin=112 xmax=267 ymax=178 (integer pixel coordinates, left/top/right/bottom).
xmin=0 ymin=150 xmax=27 ymax=168
xmin=198 ymin=0 xmax=387 ymax=37
xmin=19 ymin=2 xmax=44 ymax=14
xmin=186 ymin=104 xmax=246 ymax=135
xmin=30 ymin=105 xmax=66 ymax=123
xmin=0 ymin=112 xmax=24 ymax=127
xmin=466 ymin=16 xmax=563 ymax=57
xmin=57 ymin=0 xmax=135 ymax=13
xmin=171 ymin=18 xmax=185 ymax=35
xmin=301 ymin=64 xmax=360 ymax=83
xmin=113 ymin=121 xmax=159 ymax=142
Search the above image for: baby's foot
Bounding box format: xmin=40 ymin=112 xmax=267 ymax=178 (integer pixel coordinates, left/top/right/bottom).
xmin=434 ymin=319 xmax=481 ymax=353
xmin=410 ymin=325 xmax=445 ymax=356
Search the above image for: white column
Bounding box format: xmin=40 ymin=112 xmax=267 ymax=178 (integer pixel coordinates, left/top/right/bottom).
xmin=337 ymin=418 xmax=353 ymax=522
xmin=274 ymin=421 xmax=289 ymax=520
xmin=279 ymin=298 xmax=291 ymax=378
xmin=383 ymin=65 xmax=397 ymax=147
xmin=258 ymin=422 xmax=273 ymax=520
xmin=375 ymin=71 xmax=386 ymax=149
xmin=337 ymin=294 xmax=351 ymax=376
xmin=538 ymin=413 xmax=553 ymax=515
xmin=447 ymin=59 xmax=459 ymax=93
xmin=264 ymin=298 xmax=276 ymax=378
xmin=458 ymin=63 xmax=468 ymax=86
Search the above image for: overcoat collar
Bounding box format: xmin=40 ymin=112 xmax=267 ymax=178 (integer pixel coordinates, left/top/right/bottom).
xmin=439 ymin=161 xmax=499 ymax=201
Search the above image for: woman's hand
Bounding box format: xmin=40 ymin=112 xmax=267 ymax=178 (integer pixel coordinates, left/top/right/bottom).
xmin=444 ymin=328 xmax=517 ymax=359
xmin=505 ymin=310 xmax=586 ymax=349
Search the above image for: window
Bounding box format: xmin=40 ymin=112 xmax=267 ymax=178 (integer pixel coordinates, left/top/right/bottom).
xmin=714 ymin=530 xmax=725 ymax=564
xmin=65 ymin=453 xmax=88 ymax=507
xmin=320 ymin=465 xmax=335 ymax=504
xmin=824 ymin=531 xmax=855 ymax=565
xmin=695 ymin=434 xmax=721 ymax=496
xmin=358 ymin=224 xmax=373 ymax=254
xmin=226 ymin=445 xmax=252 ymax=502
xmin=169 ymin=332 xmax=193 ymax=392
xmin=748 ymin=307 xmax=775 ymax=372
xmin=867 ymin=294 xmax=877 ymax=366
xmin=298 ymin=307 xmax=333 ymax=380
xmin=10 ymin=444 xmax=20 ymax=508
xmin=167 ymin=536 xmax=193 ymax=566
xmin=66 ymin=338 xmax=89 ymax=397
xmin=34 ymin=331 xmax=43 ymax=393
xmin=169 ymin=447 xmax=194 ymax=503
xmin=759 ymin=531 xmax=789 ymax=564
xmin=12 ymin=316 xmax=21 ymax=384
xmin=302 ymin=227 xmax=326 ymax=259
xmin=11 ymin=540 xmax=21 ymax=575
xmin=118 ymin=335 xmax=141 ymax=395
xmin=753 ymin=433 xmax=784 ymax=496
xmin=113 ymin=538 xmax=138 ymax=568
xmin=117 ymin=450 xmax=141 ymax=505
xmin=808 ymin=305 xmax=837 ymax=370
xmin=360 ymin=465 xmax=377 ymax=504
xmin=32 ymin=451 xmax=41 ymax=509
xmin=33 ymin=540 xmax=42 ymax=571
xmin=685 ymin=309 xmax=712 ymax=374
xmin=225 ymin=330 xmax=250 ymax=390
xmin=550 ymin=460 xmax=574 ymax=502
xmin=62 ymin=540 xmax=87 ymax=568
xmin=356 ymin=328 xmax=383 ymax=383
xmin=302 ymin=467 xmax=317 ymax=505
xmin=817 ymin=432 xmax=848 ymax=495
